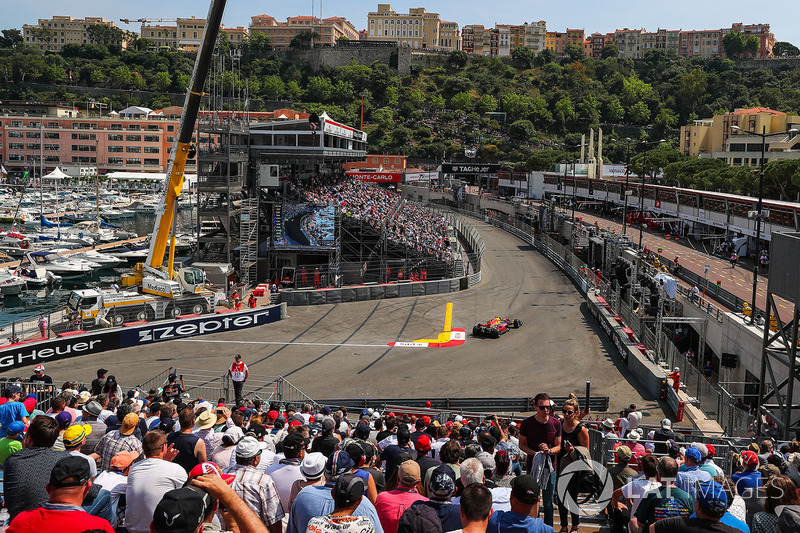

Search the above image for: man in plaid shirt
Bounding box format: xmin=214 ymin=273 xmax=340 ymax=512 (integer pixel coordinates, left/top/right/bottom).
xmin=91 ymin=413 xmax=143 ymax=471
xmin=225 ymin=435 xmax=284 ymax=532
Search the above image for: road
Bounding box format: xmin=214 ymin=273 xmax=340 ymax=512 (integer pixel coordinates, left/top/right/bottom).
xmin=21 ymin=219 xmax=665 ymax=419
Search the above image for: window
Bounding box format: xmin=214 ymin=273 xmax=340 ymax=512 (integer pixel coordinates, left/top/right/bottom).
xmin=144 ymin=146 xmax=160 ymax=154
xmin=44 ymin=155 xmax=60 ymax=162
xmin=71 ymin=133 xmax=95 ymax=140
xmin=44 ymin=144 xmax=59 ymax=151
xmin=71 ymin=144 xmax=95 ymax=152
xmin=126 ymin=135 xmax=141 ymax=142
xmin=110 ymin=124 xmax=123 ymax=130
xmin=27 ymin=131 xmax=40 ymax=138
xmin=108 ymin=146 xmax=124 ymax=153
xmin=167 ymin=125 xmax=175 ymax=132
xmin=108 ymin=157 xmax=123 ymax=165
xmin=128 ymin=124 xmax=141 ymax=130
xmin=126 ymin=158 xmax=141 ymax=165
xmin=8 ymin=142 xmax=24 ymax=149
xmin=29 ymin=121 xmax=41 ymax=128
xmin=143 ymin=135 xmax=159 ymax=143
xmin=26 ymin=144 xmax=40 ymax=150
xmin=8 ymin=154 xmax=23 ymax=161
xmin=126 ymin=146 xmax=141 ymax=153
xmin=147 ymin=125 xmax=160 ymax=131
xmin=10 ymin=121 xmax=23 ymax=128
xmin=108 ymin=134 xmax=123 ymax=141
xmin=167 ymin=136 xmax=175 ymax=143
xmin=144 ymin=158 xmax=160 ymax=166
xmin=8 ymin=131 xmax=23 ymax=138
xmin=45 ymin=132 xmax=60 ymax=139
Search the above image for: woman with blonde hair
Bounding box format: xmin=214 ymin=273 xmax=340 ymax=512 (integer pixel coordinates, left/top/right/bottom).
xmin=557 ymin=396 xmax=590 ymax=533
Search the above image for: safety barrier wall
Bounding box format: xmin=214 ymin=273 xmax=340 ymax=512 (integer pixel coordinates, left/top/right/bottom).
xmin=279 ymin=210 xmax=485 ymax=306
xmin=0 ymin=304 xmax=285 ymax=372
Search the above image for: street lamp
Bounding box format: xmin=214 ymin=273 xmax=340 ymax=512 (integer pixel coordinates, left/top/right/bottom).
xmin=730 ymin=124 xmax=799 ymax=324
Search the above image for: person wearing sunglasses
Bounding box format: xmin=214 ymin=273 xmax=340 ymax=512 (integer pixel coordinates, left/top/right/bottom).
xmin=519 ymin=392 xmax=561 ymax=527
xmin=556 ymin=398 xmax=590 ymax=533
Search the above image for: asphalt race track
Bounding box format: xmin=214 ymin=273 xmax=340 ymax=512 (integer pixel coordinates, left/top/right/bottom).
xmin=19 ymin=220 xmax=662 ymax=418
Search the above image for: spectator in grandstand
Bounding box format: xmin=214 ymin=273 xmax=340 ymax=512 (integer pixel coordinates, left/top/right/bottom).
xmin=690 ymin=443 xmax=723 ymax=477
xmin=624 ymin=429 xmax=647 ymax=465
xmin=410 ymin=418 xmax=427 ymax=444
xmin=79 ymin=400 xmax=106 ymax=454
xmin=0 ymin=420 xmax=24 ymax=464
xmin=675 ymin=447 xmax=713 ymax=503
xmin=265 ymin=431 xmax=308 ymax=511
xmin=306 ymin=473 xmax=376 ymax=533
xmin=227 ymin=435 xmax=284 ymax=532
xmin=612 ymin=454 xmax=661 ymax=530
xmin=519 ymin=392 xmax=561 ymax=527
xmin=7 ymin=456 xmax=114 ymax=533
xmin=30 ymin=364 xmax=53 ymax=385
xmin=430 ymin=424 xmax=450 ymax=461
xmin=382 ymin=424 xmax=417 ymax=481
xmin=342 ymin=442 xmax=378 ymax=504
xmin=651 ymin=419 xmax=678 ymax=455
xmin=4 ymin=414 xmax=69 ymax=519
xmin=92 ymin=412 xmax=143 ymax=472
xmin=409 ymin=464 xmax=461 ymax=532
xmin=194 ymin=407 xmax=222 ymax=456
xmin=608 ymin=446 xmax=637 ymax=492
xmin=487 ymin=475 xmax=551 ymax=533
xmin=375 ymin=459 xmax=428 ymax=533
xmin=752 ymin=475 xmax=800 ymax=533
xmin=458 ymin=483 xmax=495 ymax=533
xmin=652 ymin=480 xmax=733 ymax=533
xmin=0 ymin=385 xmax=30 ymax=437
xmin=287 ymin=450 xmax=383 ymax=533
xmin=93 ymin=450 xmax=136 ymax=526
xmin=556 ymin=397 xmax=590 ymax=532
xmin=425 ymin=439 xmax=462 ymax=495
xmin=123 ymin=430 xmax=185 ymax=533
xmin=101 ymin=375 xmax=123 ymax=403
xmin=167 ymin=407 xmax=207 ymax=473
xmin=633 ymin=457 xmax=693 ymax=532
xmin=312 ymin=418 xmax=342 ymax=457
xmin=288 ymin=451 xmax=327 ymax=509
xmin=96 ymin=393 xmax=114 ymax=423
xmin=732 ymin=450 xmax=762 ymax=501
xmin=63 ymin=422 xmax=97 ymax=479
xmin=91 ymin=368 xmax=108 ymax=396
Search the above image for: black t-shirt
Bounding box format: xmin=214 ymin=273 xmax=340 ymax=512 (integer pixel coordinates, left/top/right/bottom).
xmin=652 ymin=428 xmax=676 ymax=454
xmin=30 ymin=374 xmax=52 ymax=384
xmin=364 ymin=466 xmax=385 ymax=492
xmin=410 ymin=430 xmax=426 ymax=444
xmin=376 ymin=429 xmax=394 ymax=442
xmin=162 ymin=382 xmax=183 ymax=402
xmin=91 ymin=378 xmax=104 ymax=396
xmin=653 ymin=517 xmax=740 ymax=533
xmin=311 ymin=433 xmax=340 ymax=457
xmin=416 ymin=455 xmax=441 ymax=482
xmin=381 ymin=444 xmax=418 ymax=480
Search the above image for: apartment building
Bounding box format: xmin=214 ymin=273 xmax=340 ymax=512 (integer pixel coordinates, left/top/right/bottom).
xmin=730 ymin=22 xmax=774 ymax=57
xmin=462 ymin=25 xmax=488 ymax=55
xmin=22 ymin=16 xmax=124 ymax=52
xmin=545 ymin=29 xmax=584 ymax=57
xmin=440 ymin=21 xmax=461 ymax=50
xmin=680 ymin=107 xmax=800 ymax=167
xmin=249 ymin=14 xmax=358 ymax=49
xmin=614 ymin=28 xmax=645 ymax=59
xmin=366 ymin=4 xmax=458 ymax=50
xmin=344 ymin=154 xmax=407 ymax=172
xmin=491 ymin=25 xmax=512 ymax=57
xmin=679 ymin=29 xmax=722 ymax=58
xmin=521 ymin=21 xmax=547 ymax=54
xmin=140 ymin=17 xmax=247 ymax=50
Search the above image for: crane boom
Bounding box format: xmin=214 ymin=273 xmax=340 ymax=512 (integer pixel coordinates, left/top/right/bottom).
xmin=144 ymin=0 xmax=227 ymax=278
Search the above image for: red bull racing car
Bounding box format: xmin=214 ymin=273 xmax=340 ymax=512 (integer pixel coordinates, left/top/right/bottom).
xmin=472 ymin=316 xmax=523 ymax=338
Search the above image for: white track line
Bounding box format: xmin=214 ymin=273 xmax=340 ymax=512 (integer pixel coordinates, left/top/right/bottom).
xmin=176 ymin=339 xmax=388 ymax=348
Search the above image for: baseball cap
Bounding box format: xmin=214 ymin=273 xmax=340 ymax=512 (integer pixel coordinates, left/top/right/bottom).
xmin=459 ymin=426 xmax=472 ymax=438
xmin=152 ymin=487 xmax=208 ymax=533
xmin=188 ymin=462 xmax=235 ymax=485
xmin=511 ymin=475 xmax=541 ymax=505
xmin=428 ymin=464 xmax=457 ymax=498
xmin=120 ymin=413 xmax=139 ymax=436
xmin=34 ymin=364 xmax=44 ymax=372
xmin=322 ymin=418 xmax=336 ymax=431
xmin=692 ymin=442 xmax=709 ymax=459
xmin=397 ymin=500 xmax=442 ymax=533
xmin=221 ymin=426 xmax=244 ymax=446
xmin=63 ymin=423 xmax=93 ymax=447
xmin=236 ymin=436 xmax=267 ymax=459
xmin=266 ymin=410 xmax=279 ymax=422
xmin=159 ymin=417 xmax=176 ymax=433
xmin=247 ymin=424 xmax=266 ymax=440
xmin=616 ymin=445 xmax=632 ymax=462
xmin=55 ymin=411 xmax=73 ymax=429
xmin=110 ymin=450 xmax=138 ymax=471
xmin=661 ymin=418 xmax=672 ymax=429
xmin=83 ymin=400 xmax=102 ymax=417
xmin=6 ymin=420 xmax=25 ymax=436
xmin=707 ymin=444 xmax=716 ymax=458
xmin=696 ymin=480 xmax=727 ymax=511
xmin=415 ymin=434 xmax=432 ymax=453
xmin=301 ymin=452 xmax=327 ymax=480
xmin=354 ymin=423 xmax=371 ymax=440
xmin=282 ymin=431 xmax=306 ymax=452
xmin=49 ymin=456 xmax=91 ymax=488
xmin=398 ymin=460 xmax=422 ymax=486
xmin=333 ymin=473 xmax=365 ymax=506
xmin=325 ymin=450 xmax=354 ymax=479
xmin=685 ymin=447 xmax=702 ymax=463
xmin=476 ymin=451 xmax=496 ymax=472
xmin=5 ymin=385 xmax=21 ymax=395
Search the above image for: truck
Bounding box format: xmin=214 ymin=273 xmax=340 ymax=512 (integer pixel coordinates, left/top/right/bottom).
xmin=65 ymin=0 xmax=230 ymax=327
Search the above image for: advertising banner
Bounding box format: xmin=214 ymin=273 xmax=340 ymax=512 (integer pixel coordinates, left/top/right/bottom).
xmin=345 ymin=171 xmax=402 ymax=183
xmin=441 ymin=163 xmax=501 ymax=174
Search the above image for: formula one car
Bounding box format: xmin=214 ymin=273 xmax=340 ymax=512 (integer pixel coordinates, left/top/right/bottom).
xmin=472 ymin=316 xmax=523 ymax=338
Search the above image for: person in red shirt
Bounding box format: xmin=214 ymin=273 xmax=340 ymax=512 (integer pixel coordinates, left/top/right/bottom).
xmin=8 ymin=455 xmax=114 ymax=532
xmin=518 ymin=392 xmax=561 ymax=528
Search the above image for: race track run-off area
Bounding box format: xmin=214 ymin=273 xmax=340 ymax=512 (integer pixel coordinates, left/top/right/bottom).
xmin=22 ymin=219 xmax=659 ymax=417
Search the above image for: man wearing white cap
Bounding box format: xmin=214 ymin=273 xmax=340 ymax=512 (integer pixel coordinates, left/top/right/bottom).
xmin=227 ymin=435 xmax=284 ymax=532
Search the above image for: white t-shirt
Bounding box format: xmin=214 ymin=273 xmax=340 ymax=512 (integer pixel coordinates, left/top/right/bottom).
xmin=124 ymin=457 xmax=188 ymax=533
xmin=229 ymin=361 xmax=248 ymax=382
xmin=265 ymin=461 xmax=306 ymax=512
xmin=620 ymin=478 xmax=661 ymax=515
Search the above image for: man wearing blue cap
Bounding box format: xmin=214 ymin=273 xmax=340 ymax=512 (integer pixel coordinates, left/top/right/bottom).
xmin=652 ymin=480 xmax=740 ymax=532
xmin=0 ymin=385 xmax=29 ymax=438
xmin=674 ymin=447 xmax=712 ymax=503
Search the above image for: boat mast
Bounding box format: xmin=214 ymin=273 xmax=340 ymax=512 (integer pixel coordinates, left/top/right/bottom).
xmin=39 ymin=122 xmax=43 ymax=223
xmin=96 ymin=138 xmax=100 ymax=224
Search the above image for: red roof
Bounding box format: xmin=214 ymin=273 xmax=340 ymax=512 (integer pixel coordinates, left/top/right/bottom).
xmin=732 ymin=107 xmax=786 ymax=116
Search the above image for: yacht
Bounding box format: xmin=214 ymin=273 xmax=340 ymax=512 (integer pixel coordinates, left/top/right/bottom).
xmin=64 ymin=249 xmax=124 ymax=269
xmin=25 ymin=251 xmax=95 ymax=279
xmin=0 ymin=232 xmax=37 ymax=257
xmin=13 ymin=256 xmax=61 ymax=287
xmin=0 ymin=270 xmax=26 ymax=295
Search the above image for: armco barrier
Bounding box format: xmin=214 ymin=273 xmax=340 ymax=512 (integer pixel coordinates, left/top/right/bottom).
xmin=279 ymin=210 xmax=485 ymax=306
xmin=0 ymin=304 xmax=285 ymax=372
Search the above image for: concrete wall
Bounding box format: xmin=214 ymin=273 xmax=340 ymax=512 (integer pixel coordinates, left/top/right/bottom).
xmin=278 ymin=46 xmax=413 ymax=75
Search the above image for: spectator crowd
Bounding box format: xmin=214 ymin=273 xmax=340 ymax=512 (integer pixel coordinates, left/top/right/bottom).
xmin=0 ymin=367 xmax=799 ymax=533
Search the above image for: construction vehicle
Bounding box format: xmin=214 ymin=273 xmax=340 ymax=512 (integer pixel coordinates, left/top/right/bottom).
xmin=67 ymin=0 xmax=229 ymax=328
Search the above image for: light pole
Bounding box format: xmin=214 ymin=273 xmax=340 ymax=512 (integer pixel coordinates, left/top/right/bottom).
xmin=621 ymin=138 xmax=632 ymax=236
xmin=636 ymin=139 xmax=666 ymax=252
xmin=730 ymin=124 xmax=798 ymax=324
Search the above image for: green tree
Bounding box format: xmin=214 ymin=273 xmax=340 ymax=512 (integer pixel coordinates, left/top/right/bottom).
xmin=407 ymin=88 xmax=426 ymax=108
xmin=501 ymin=93 xmax=532 ymax=119
xmin=262 ymin=76 xmax=285 ymax=100
xmin=763 ymin=159 xmax=800 ymax=200
xmin=511 ymin=46 xmax=536 ymax=69
xmin=86 ymin=24 xmax=124 ymax=46
xmin=306 ymin=76 xmax=334 ymax=102
xmin=509 ymin=119 xmax=535 ymax=140
xmin=621 ymin=76 xmax=653 ymax=106
xmin=605 ymin=98 xmax=625 ymax=123
xmin=332 ymin=80 xmax=355 ymax=103
xmin=0 ymin=29 xmax=22 ymax=48
xmin=290 ymin=30 xmax=319 ymax=49
xmin=565 ymin=44 xmax=585 ymax=62
xmin=285 ymin=80 xmax=304 ymax=101
xmin=109 ymin=65 xmax=132 ymax=88
xmin=88 ymin=68 xmax=105 ymax=85
xmin=28 ymin=27 xmax=55 ymax=48
xmin=553 ymin=97 xmax=575 ymax=129
xmin=601 ymin=44 xmax=619 ymax=59
xmin=153 ymin=71 xmax=171 ymax=92
xmin=537 ymin=48 xmax=556 ymax=65
xmin=242 ymin=32 xmax=272 ymax=61
xmin=773 ymin=41 xmax=800 ymax=57
xmin=385 ymin=85 xmax=399 ymax=107
xmin=476 ymin=94 xmax=498 ymax=114
xmin=744 ymin=35 xmax=760 ymax=55
xmin=451 ymin=91 xmax=473 ymax=111
xmin=629 ymin=101 xmax=651 ymax=124
xmin=722 ymin=31 xmax=744 ymax=58
xmin=447 ymin=50 xmax=469 ymax=69
xmin=429 ymin=94 xmax=445 ymax=111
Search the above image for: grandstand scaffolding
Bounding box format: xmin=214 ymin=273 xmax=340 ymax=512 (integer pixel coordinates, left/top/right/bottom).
xmin=239 ymin=197 xmax=259 ymax=288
